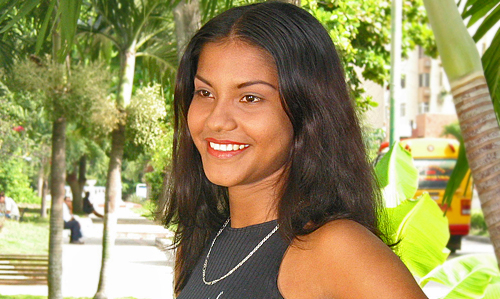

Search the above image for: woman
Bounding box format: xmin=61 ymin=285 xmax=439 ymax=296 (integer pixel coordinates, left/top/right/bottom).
xmin=162 ymin=2 xmax=428 ymax=298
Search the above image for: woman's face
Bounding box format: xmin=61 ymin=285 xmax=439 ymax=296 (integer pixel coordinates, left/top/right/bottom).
xmin=187 ymin=41 xmax=294 ymax=191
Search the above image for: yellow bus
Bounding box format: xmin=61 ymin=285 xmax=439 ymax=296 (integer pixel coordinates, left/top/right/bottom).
xmin=380 ymin=138 xmax=473 ymax=252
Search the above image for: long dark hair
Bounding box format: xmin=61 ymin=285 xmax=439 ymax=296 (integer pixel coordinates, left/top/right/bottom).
xmin=161 ymin=1 xmax=385 ymax=294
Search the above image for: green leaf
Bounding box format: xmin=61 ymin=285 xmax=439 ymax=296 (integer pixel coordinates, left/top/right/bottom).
xmin=461 ymin=0 xmax=500 ymax=126
xmin=423 ymin=0 xmax=483 ymax=81
xmin=420 ymin=254 xmax=500 ymax=299
xmin=463 ymin=0 xmax=499 ymax=28
xmin=484 ymin=279 xmax=500 ymax=299
xmin=441 ymin=124 xmax=470 ymax=214
xmin=482 ymin=28 xmax=500 ymax=124
xmin=57 ymin=0 xmax=83 ymax=61
xmin=0 ymin=0 xmax=39 ymax=34
xmin=35 ymin=0 xmax=56 ymax=54
xmin=472 ymin=3 xmax=500 ymax=42
xmin=375 ymin=142 xmax=418 ymax=208
xmin=386 ymin=193 xmax=450 ymax=278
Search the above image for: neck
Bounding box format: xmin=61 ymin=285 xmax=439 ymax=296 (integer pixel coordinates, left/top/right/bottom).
xmin=228 ymin=184 xmax=279 ymax=228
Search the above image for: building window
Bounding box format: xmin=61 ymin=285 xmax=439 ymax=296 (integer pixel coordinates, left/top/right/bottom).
xmin=400 ymin=103 xmax=406 ymax=117
xmin=419 ymin=102 xmax=429 ymax=114
xmin=401 ymin=74 xmax=406 ymax=88
xmin=419 ymin=73 xmax=430 ymax=87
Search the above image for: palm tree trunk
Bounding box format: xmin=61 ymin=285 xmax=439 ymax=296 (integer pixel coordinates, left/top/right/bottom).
xmin=423 ymin=0 xmax=500 ymax=265
xmin=48 ymin=117 xmax=66 ymax=299
xmin=95 ymin=47 xmax=135 ymax=299
xmin=450 ymin=73 xmax=500 ymax=259
xmin=94 ymin=124 xmax=125 ymax=299
xmin=47 ymin=5 xmax=66 ymax=297
xmin=173 ymin=0 xmax=200 ymax=61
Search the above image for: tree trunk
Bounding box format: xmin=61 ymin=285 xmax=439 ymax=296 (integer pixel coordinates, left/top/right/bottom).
xmin=41 ymin=177 xmax=48 ymax=218
xmin=67 ymin=156 xmax=86 ymax=214
xmin=48 ymin=117 xmax=66 ymax=299
xmin=422 ymin=0 xmax=500 ymax=265
xmin=95 ymin=47 xmax=135 ymax=299
xmin=67 ymin=171 xmax=79 ymax=207
xmin=78 ymin=155 xmax=87 ymax=211
xmin=94 ymin=124 xmax=125 ymax=299
xmin=37 ymin=166 xmax=44 ymax=198
xmin=451 ymin=74 xmax=500 ymax=260
xmin=38 ymin=161 xmax=49 ymax=218
xmin=174 ymin=0 xmax=201 ymax=62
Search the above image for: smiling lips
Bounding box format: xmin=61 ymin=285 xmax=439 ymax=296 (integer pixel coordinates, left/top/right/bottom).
xmin=209 ymin=142 xmax=249 ymax=151
xmin=206 ymin=139 xmax=249 ymax=158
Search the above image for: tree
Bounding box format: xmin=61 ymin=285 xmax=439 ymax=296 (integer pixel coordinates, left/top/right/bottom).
xmin=83 ymin=1 xmax=177 ymax=297
xmin=422 ymin=0 xmax=500 ymax=265
xmin=1 ymin=2 xmax=85 ymax=297
xmin=7 ymin=89 xmax=52 ymax=210
xmin=0 ymin=2 xmax=52 ymax=213
xmin=10 ymin=57 xmax=111 ymax=299
xmin=460 ymin=0 xmax=500 ymax=120
xmin=173 ymin=0 xmax=200 ymax=61
xmin=303 ymin=0 xmax=436 ymax=112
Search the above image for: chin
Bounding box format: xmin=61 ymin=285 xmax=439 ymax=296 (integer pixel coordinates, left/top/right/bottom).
xmin=204 ymin=174 xmax=235 ymax=188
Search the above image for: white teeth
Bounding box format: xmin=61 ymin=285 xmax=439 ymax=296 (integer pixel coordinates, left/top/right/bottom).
xmin=209 ymin=142 xmax=249 ymax=152
xmin=210 ymin=142 xmax=220 ymax=150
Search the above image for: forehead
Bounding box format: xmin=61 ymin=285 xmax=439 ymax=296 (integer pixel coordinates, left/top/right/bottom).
xmin=196 ymin=40 xmax=277 ymax=78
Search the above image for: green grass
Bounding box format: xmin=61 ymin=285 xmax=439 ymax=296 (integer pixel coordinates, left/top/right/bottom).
xmin=0 ymin=215 xmax=49 ymax=254
xmin=131 ymin=199 xmax=157 ymax=221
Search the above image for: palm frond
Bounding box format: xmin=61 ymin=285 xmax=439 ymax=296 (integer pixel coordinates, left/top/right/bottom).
xmin=462 ymin=0 xmax=500 ymax=124
xmin=441 ymin=123 xmax=470 ymax=215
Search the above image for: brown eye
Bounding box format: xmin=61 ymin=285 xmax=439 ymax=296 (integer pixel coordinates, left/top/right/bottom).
xmin=241 ymin=95 xmax=262 ymax=103
xmin=196 ymin=89 xmax=213 ymax=97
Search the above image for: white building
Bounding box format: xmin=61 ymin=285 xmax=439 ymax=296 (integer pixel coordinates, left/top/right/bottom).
xmin=364 ymin=16 xmax=497 ymax=140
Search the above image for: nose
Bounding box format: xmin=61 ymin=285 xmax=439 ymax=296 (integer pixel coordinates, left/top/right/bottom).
xmin=205 ymin=98 xmax=237 ymax=132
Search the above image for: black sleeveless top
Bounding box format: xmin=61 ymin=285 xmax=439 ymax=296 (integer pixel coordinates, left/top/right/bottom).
xmin=177 ymin=220 xmax=289 ymax=299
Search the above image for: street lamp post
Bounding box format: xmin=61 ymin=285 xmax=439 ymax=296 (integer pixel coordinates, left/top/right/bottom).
xmin=389 ymin=0 xmax=402 ymax=145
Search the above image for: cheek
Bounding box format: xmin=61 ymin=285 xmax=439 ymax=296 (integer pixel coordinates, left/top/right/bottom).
xmin=187 ymin=102 xmax=203 ymax=141
xmin=275 ymin=111 xmax=294 ymax=144
xmin=262 ymin=113 xmax=294 ymax=156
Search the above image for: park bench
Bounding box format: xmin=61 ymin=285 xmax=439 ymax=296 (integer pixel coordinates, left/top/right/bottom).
xmin=19 ymin=207 xmax=41 ymax=222
xmin=0 ymin=254 xmax=48 ymax=285
xmin=18 ymin=204 xmax=50 ymax=222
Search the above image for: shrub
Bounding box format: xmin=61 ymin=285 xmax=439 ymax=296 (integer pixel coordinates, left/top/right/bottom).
xmin=471 ymin=209 xmax=489 ymax=236
xmin=0 ymin=157 xmax=39 ymax=204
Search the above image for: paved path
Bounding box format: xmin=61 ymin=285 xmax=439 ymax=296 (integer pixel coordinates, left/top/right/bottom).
xmin=0 ymin=203 xmax=176 ymax=299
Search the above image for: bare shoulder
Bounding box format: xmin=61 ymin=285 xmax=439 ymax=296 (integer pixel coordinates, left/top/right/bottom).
xmin=279 ymin=219 xmax=428 ymax=299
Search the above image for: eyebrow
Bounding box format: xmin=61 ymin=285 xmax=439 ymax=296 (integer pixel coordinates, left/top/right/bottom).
xmin=195 ymin=74 xmax=277 ymax=90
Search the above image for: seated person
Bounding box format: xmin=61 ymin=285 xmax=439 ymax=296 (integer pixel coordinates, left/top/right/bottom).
xmin=0 ymin=191 xmax=20 ymax=220
xmin=83 ymin=191 xmax=103 ymax=218
xmin=63 ymin=196 xmax=84 ymax=244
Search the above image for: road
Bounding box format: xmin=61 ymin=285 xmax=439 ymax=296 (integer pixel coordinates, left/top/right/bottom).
xmin=421 ymin=235 xmax=494 ymax=298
